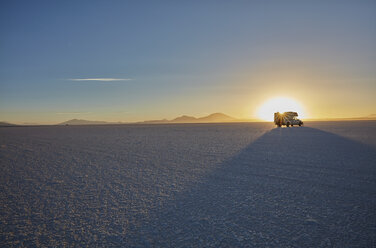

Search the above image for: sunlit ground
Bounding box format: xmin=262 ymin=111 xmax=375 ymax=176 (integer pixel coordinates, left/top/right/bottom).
xmin=257 ymin=97 xmax=305 ymax=121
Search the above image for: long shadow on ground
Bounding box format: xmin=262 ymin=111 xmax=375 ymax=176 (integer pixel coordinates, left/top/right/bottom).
xmin=130 ymin=127 xmax=376 ymax=247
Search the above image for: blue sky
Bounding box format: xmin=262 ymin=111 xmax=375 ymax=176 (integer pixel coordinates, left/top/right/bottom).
xmin=1 ymin=0 xmax=375 ymax=123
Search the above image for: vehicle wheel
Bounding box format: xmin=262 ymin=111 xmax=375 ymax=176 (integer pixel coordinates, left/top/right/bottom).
xmin=291 ymin=125 xmax=294 ymax=127
xmin=286 ymin=122 xmax=290 ymax=127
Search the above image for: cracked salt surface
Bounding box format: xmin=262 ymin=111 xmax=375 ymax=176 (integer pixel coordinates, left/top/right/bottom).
xmin=0 ymin=121 xmax=375 ymax=247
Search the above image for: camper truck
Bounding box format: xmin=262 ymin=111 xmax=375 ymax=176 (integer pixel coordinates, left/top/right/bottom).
xmin=274 ymin=112 xmax=303 ymax=127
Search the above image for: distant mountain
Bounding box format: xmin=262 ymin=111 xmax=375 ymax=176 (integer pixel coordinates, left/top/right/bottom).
xmin=141 ymin=119 xmax=169 ymax=124
xmin=22 ymin=122 xmax=41 ymax=125
xmin=348 ymin=114 xmax=376 ymax=120
xmin=59 ymin=119 xmax=111 ymax=125
xmin=171 ymin=115 xmax=198 ymax=123
xmin=344 ymin=114 xmax=376 ymax=120
xmin=197 ymin=113 xmax=236 ymax=123
xmin=0 ymin=121 xmax=17 ymax=127
xmin=60 ymin=113 xmax=243 ymax=126
xmin=365 ymin=114 xmax=376 ymax=119
xmin=140 ymin=113 xmax=238 ymax=124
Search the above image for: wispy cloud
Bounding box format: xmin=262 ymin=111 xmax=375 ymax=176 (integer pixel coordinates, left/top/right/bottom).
xmin=56 ymin=112 xmax=91 ymax=115
xmin=68 ymin=78 xmax=132 ymax=82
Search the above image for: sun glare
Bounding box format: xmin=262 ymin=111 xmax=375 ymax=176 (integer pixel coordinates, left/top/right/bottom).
xmin=257 ymin=97 xmax=305 ymax=121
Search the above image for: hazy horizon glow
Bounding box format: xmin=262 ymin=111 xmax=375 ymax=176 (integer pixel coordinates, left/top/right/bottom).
xmin=257 ymin=97 xmax=306 ymax=122
xmin=0 ymin=1 xmax=375 ymax=124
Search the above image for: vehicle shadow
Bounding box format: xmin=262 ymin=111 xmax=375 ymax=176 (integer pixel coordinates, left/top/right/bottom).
xmin=129 ymin=127 xmax=376 ymax=247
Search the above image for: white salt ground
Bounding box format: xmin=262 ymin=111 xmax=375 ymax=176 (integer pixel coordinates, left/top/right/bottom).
xmin=0 ymin=121 xmax=375 ymax=247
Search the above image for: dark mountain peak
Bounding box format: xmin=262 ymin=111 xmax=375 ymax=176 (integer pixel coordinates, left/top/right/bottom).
xmin=0 ymin=121 xmax=17 ymax=127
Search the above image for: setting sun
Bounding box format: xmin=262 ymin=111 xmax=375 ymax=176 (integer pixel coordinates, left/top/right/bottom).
xmin=257 ymin=97 xmax=305 ymax=121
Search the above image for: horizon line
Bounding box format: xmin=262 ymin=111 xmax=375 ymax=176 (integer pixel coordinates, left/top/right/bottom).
xmin=2 ymin=116 xmax=376 ymax=126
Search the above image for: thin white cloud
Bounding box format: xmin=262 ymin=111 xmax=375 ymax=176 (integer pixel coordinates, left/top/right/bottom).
xmin=56 ymin=112 xmax=91 ymax=115
xmin=69 ymin=78 xmax=132 ymax=82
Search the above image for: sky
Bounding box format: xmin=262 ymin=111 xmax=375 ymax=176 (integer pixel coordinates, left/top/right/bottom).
xmin=0 ymin=0 xmax=375 ymax=124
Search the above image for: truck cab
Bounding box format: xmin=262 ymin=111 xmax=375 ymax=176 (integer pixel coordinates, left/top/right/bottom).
xmin=274 ymin=112 xmax=303 ymax=127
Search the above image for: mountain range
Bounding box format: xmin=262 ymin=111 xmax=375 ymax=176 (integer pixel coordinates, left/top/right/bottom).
xmin=0 ymin=121 xmax=17 ymax=127
xmin=142 ymin=113 xmax=237 ymax=124
xmin=60 ymin=113 xmax=238 ymax=125
xmin=59 ymin=119 xmax=112 ymax=125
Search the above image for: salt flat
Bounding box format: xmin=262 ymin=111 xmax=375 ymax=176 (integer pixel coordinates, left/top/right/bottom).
xmin=0 ymin=121 xmax=375 ymax=247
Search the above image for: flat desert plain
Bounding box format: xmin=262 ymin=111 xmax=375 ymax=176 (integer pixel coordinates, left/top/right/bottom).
xmin=1 ymin=121 xmax=375 ymax=247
